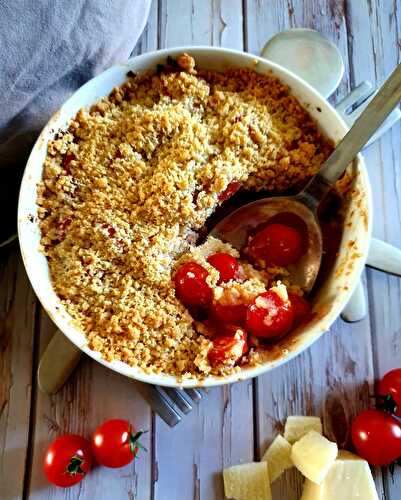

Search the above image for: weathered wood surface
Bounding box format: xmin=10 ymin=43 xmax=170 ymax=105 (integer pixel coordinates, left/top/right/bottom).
xmin=1 ymin=1 xmax=400 ymax=499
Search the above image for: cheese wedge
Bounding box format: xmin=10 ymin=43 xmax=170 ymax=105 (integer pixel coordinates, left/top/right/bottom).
xmin=261 ymin=434 xmax=292 ymax=482
xmin=223 ymin=462 xmax=272 ymax=500
xmin=300 ymin=450 xmax=379 ymax=500
xmin=291 ymin=430 xmax=338 ymax=484
xmin=284 ymin=416 xmax=322 ymax=443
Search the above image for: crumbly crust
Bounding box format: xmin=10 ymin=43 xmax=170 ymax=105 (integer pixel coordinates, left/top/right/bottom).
xmin=37 ymin=55 xmax=333 ymax=379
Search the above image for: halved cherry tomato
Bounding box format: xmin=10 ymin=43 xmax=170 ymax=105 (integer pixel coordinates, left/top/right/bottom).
xmin=218 ymin=181 xmax=241 ymax=202
xmin=210 ymin=302 xmax=248 ymax=325
xmin=378 ymin=369 xmax=401 ymax=417
xmin=208 ymin=326 xmax=248 ymax=367
xmin=92 ymin=419 xmax=145 ymax=468
xmin=43 ymin=434 xmax=92 ymax=487
xmin=248 ymin=223 xmax=303 ymax=266
xmin=246 ymin=290 xmax=294 ymax=340
xmin=174 ymin=262 xmax=213 ymax=308
xmin=207 ymin=252 xmax=240 ymax=284
xmin=288 ymin=292 xmax=311 ymax=327
xmin=351 ymin=409 xmax=401 ymax=466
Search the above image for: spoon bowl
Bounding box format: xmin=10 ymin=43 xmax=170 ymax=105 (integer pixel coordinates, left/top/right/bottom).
xmin=210 ymin=195 xmax=322 ymax=292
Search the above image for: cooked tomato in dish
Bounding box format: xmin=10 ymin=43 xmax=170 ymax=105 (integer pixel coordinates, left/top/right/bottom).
xmin=207 ymin=252 xmax=240 ymax=284
xmin=248 ymin=223 xmax=303 ymax=267
xmin=210 ymin=301 xmax=248 ymax=325
xmin=174 ymin=262 xmax=213 ymax=308
xmin=246 ymin=290 xmax=294 ymax=340
xmin=208 ymin=326 xmax=248 ymax=367
xmin=218 ymin=181 xmax=241 ymax=202
xmin=288 ymin=292 xmax=311 ymax=327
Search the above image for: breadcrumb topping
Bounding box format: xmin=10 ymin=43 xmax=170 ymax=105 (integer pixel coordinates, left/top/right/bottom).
xmin=37 ymin=54 xmax=333 ymax=379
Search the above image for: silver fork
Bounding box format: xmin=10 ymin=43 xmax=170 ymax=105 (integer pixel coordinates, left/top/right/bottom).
xmin=136 ymin=384 xmax=208 ymax=426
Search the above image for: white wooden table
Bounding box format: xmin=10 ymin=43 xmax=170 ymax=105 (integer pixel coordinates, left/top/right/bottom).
xmin=1 ymin=1 xmax=401 ymax=499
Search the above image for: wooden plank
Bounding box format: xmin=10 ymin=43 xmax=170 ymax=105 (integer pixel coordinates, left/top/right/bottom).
xmin=245 ymin=1 xmax=385 ymax=498
xmin=159 ymin=0 xmax=243 ymax=49
xmin=346 ymin=0 xmax=401 ymax=497
xmin=0 ymin=249 xmax=37 ymax=500
xmin=153 ymin=2 xmax=253 ymax=500
xmin=27 ymin=310 xmax=153 ymax=500
xmin=25 ymin=10 xmax=160 ymax=499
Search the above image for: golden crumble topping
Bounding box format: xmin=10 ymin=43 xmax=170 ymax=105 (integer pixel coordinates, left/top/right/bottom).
xmin=37 ymin=54 xmax=333 ymax=379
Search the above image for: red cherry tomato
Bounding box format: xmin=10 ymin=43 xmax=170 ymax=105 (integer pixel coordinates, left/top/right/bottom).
xmin=174 ymin=262 xmax=213 ymax=308
xmin=248 ymin=223 xmax=303 ymax=266
xmin=218 ymin=181 xmax=241 ymax=202
xmin=378 ymin=369 xmax=401 ymax=416
xmin=351 ymin=409 xmax=401 ymax=466
xmin=43 ymin=435 xmax=92 ymax=488
xmin=288 ymin=292 xmax=311 ymax=327
xmin=207 ymin=252 xmax=240 ymax=284
xmin=246 ymin=290 xmax=294 ymax=340
xmin=208 ymin=326 xmax=248 ymax=367
xmin=92 ymin=419 xmax=145 ymax=468
xmin=210 ymin=302 xmax=248 ymax=325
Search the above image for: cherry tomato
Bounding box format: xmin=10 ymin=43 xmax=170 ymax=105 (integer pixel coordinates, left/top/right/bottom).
xmin=378 ymin=369 xmax=401 ymax=416
xmin=210 ymin=302 xmax=248 ymax=325
xmin=288 ymin=292 xmax=311 ymax=327
xmin=248 ymin=223 xmax=303 ymax=266
xmin=246 ymin=290 xmax=294 ymax=340
xmin=351 ymin=409 xmax=401 ymax=466
xmin=207 ymin=252 xmax=240 ymax=284
xmin=208 ymin=326 xmax=248 ymax=367
xmin=174 ymin=262 xmax=213 ymax=308
xmin=92 ymin=419 xmax=145 ymax=468
xmin=218 ymin=181 xmax=241 ymax=202
xmin=43 ymin=434 xmax=92 ymax=488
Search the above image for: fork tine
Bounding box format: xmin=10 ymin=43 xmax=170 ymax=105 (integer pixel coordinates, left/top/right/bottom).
xmin=184 ymin=388 xmax=204 ymax=402
xmin=135 ymin=383 xmax=182 ymax=427
xmin=164 ymin=388 xmax=193 ymax=414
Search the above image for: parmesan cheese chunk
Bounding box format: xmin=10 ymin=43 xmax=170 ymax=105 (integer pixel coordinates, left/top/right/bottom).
xmin=261 ymin=434 xmax=293 ymax=482
xmin=301 ymin=450 xmax=379 ymax=500
xmin=223 ymin=462 xmax=272 ymax=500
xmin=291 ymin=430 xmax=338 ymax=484
xmin=284 ymin=416 xmax=323 ymax=443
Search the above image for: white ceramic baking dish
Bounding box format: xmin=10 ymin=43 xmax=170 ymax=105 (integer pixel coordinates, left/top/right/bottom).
xmin=18 ymin=47 xmax=372 ymax=388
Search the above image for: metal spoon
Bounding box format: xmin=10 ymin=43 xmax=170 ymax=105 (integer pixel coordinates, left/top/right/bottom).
xmin=211 ymin=63 xmax=401 ymax=293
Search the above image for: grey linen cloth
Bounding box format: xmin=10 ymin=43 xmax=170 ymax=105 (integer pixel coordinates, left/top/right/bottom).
xmin=0 ymin=0 xmax=151 ymax=241
xmin=0 ymin=0 xmax=151 ymax=168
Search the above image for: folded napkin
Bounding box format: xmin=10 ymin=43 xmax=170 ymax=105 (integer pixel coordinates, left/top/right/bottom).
xmin=0 ymin=0 xmax=151 ymax=170
xmin=0 ymin=0 xmax=150 ymax=243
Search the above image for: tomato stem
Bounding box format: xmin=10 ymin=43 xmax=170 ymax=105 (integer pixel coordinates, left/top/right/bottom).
xmin=129 ymin=429 xmax=148 ymax=455
xmin=66 ymin=455 xmax=85 ymax=476
xmin=372 ymin=394 xmax=399 ymax=415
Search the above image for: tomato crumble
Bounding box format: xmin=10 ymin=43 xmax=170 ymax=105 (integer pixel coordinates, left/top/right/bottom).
xmin=37 ymin=54 xmax=333 ymax=379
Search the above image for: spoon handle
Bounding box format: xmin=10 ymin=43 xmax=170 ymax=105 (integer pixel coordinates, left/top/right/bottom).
xmin=302 ymin=63 xmax=401 ymax=205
